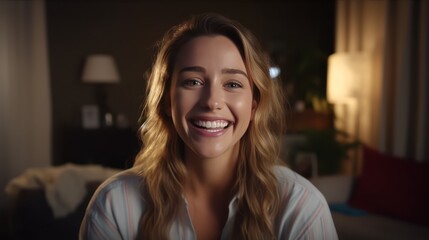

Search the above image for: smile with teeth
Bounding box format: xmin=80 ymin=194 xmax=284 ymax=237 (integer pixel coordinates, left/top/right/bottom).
xmin=192 ymin=120 xmax=230 ymax=132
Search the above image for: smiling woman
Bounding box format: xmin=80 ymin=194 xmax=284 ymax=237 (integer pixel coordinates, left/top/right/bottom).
xmin=80 ymin=13 xmax=338 ymax=240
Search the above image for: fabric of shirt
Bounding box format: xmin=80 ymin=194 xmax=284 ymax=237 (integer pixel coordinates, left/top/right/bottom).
xmin=79 ymin=166 xmax=338 ymax=240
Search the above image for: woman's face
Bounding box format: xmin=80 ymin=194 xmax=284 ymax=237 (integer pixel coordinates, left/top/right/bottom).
xmin=169 ymin=35 xmax=256 ymax=160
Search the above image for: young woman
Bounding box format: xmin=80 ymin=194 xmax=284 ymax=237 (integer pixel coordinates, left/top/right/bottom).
xmin=80 ymin=13 xmax=337 ymax=240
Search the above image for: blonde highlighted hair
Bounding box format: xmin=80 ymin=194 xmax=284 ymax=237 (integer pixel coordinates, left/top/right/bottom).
xmin=134 ymin=13 xmax=285 ymax=239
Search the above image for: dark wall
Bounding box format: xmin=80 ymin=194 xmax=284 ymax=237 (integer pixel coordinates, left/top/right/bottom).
xmin=46 ymin=0 xmax=335 ymax=165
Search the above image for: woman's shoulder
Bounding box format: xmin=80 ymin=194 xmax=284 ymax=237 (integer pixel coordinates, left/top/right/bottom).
xmin=81 ymin=168 xmax=145 ymax=239
xmin=272 ymin=165 xmax=326 ymax=203
xmin=90 ymin=168 xmax=146 ymax=207
xmin=96 ymin=168 xmax=142 ymax=191
xmin=272 ymin=166 xmax=338 ymax=239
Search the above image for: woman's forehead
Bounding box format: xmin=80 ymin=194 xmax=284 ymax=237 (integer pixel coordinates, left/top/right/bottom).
xmin=172 ymin=35 xmax=247 ymax=74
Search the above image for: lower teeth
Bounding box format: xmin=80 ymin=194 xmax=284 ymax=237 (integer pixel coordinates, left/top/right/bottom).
xmin=206 ymin=129 xmax=221 ymax=132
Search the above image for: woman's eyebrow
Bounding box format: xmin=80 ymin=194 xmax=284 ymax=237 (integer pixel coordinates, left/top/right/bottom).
xmin=222 ymin=68 xmax=248 ymax=79
xmin=178 ymin=66 xmax=248 ymax=79
xmin=178 ymin=66 xmax=206 ymax=73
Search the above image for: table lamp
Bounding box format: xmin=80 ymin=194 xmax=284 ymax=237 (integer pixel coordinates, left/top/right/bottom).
xmin=327 ymin=52 xmax=372 ymax=175
xmin=327 ymin=52 xmax=369 ymax=137
xmin=82 ymin=54 xmax=120 ymax=127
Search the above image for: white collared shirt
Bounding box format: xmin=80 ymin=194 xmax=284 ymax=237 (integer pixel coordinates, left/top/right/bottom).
xmin=80 ymin=166 xmax=338 ymax=240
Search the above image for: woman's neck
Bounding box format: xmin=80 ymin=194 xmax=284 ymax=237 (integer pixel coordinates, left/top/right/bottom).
xmin=183 ymin=146 xmax=239 ymax=200
xmin=182 ymin=145 xmax=240 ymax=240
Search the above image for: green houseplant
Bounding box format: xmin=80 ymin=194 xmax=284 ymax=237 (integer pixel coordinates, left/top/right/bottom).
xmin=290 ymin=129 xmax=360 ymax=176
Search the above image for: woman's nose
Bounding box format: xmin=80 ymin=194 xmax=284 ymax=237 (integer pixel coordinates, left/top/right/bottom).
xmin=200 ymin=84 xmax=224 ymax=110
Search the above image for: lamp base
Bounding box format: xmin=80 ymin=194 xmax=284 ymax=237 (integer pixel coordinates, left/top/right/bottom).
xmin=94 ymin=84 xmax=115 ymax=128
xmin=102 ymin=112 xmax=114 ymax=128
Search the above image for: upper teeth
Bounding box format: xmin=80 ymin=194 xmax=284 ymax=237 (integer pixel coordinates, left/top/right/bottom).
xmin=194 ymin=120 xmax=229 ymax=129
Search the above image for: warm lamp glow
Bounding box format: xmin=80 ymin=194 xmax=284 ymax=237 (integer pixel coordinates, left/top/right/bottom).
xmin=82 ymin=54 xmax=120 ymax=83
xmin=327 ymin=53 xmax=371 ymax=103
xmin=327 ymin=52 xmax=373 ymax=139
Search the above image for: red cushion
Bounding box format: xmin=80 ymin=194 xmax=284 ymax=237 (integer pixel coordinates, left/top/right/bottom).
xmin=349 ymin=146 xmax=429 ymax=226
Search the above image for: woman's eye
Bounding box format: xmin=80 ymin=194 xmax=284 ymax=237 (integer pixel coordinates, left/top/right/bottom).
xmin=225 ymin=81 xmax=243 ymax=89
xmin=183 ymin=79 xmax=203 ymax=87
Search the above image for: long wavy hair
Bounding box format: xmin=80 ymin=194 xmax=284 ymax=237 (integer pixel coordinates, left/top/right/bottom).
xmin=134 ymin=13 xmax=286 ymax=239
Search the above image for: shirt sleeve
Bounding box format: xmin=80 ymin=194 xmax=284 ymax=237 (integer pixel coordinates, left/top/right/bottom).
xmin=292 ymin=200 xmax=338 ymax=240
xmin=275 ymin=167 xmax=338 ymax=240
xmin=79 ymin=173 xmax=143 ymax=240
xmin=79 ymin=199 xmax=124 ymax=240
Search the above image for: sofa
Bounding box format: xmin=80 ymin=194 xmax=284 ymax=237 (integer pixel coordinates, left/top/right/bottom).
xmin=7 ymin=182 xmax=99 ymax=240
xmin=4 ymin=164 xmax=119 ymax=240
xmin=311 ymin=146 xmax=429 ymax=239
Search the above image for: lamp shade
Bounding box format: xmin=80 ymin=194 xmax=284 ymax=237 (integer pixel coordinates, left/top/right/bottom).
xmin=82 ymin=54 xmax=120 ymax=83
xmin=327 ymin=52 xmax=371 ymax=103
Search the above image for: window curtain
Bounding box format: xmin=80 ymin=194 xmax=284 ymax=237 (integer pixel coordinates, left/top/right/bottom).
xmin=335 ymin=0 xmax=429 ymax=162
xmin=0 ymin=0 xmax=52 ymax=206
